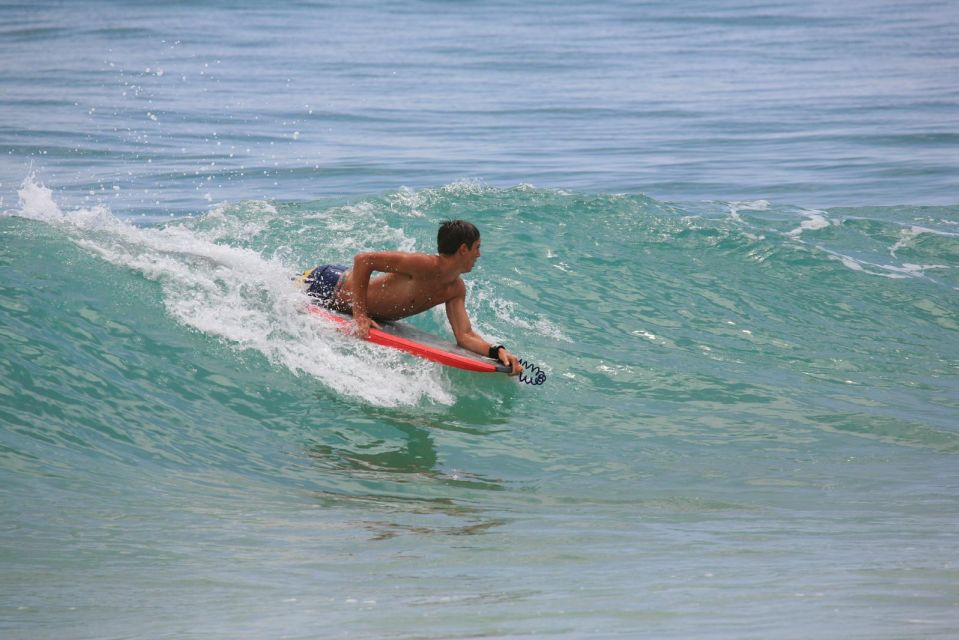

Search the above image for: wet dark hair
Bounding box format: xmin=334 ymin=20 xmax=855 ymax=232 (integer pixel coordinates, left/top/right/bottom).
xmin=437 ymin=220 xmax=480 ymax=255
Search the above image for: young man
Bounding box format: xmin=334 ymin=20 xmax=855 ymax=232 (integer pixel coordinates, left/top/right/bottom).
xmin=301 ymin=220 xmax=523 ymax=376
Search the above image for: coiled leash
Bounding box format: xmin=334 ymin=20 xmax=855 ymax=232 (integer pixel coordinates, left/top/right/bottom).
xmin=490 ymin=345 xmax=547 ymax=386
xmin=518 ymin=359 xmax=547 ymax=386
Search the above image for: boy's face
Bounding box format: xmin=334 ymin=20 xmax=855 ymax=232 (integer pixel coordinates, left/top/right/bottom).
xmin=462 ymin=239 xmax=481 ymax=272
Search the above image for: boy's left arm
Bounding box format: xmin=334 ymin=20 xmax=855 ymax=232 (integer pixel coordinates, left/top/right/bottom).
xmin=445 ymin=289 xmax=523 ymax=376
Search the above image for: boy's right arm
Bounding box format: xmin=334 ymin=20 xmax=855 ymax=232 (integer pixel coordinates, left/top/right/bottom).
xmin=350 ymin=251 xmax=430 ymax=338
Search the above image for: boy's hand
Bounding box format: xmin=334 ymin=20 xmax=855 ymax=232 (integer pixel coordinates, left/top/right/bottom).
xmin=499 ymin=349 xmax=524 ymax=376
xmin=353 ymin=314 xmax=380 ymax=339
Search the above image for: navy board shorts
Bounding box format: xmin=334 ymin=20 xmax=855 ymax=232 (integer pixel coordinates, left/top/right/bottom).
xmin=301 ymin=264 xmax=347 ymax=305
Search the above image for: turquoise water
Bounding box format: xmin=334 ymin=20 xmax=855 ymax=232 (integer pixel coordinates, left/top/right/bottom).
xmin=2 ymin=2 xmax=959 ymax=638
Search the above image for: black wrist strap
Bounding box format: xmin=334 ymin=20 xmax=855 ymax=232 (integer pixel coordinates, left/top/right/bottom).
xmin=488 ymin=344 xmax=506 ymax=359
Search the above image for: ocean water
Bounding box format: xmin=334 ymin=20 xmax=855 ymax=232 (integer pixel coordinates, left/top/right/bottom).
xmin=2 ymin=1 xmax=958 ymax=638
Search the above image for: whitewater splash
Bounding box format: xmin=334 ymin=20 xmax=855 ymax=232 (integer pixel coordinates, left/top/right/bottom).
xmin=9 ymin=176 xmax=453 ymax=407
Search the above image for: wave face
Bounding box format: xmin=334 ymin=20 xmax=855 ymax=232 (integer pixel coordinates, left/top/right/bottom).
xmin=3 ymin=178 xmax=959 ymax=638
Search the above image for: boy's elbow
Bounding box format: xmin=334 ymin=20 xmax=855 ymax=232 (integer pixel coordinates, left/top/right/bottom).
xmin=454 ymin=331 xmax=477 ymax=349
xmin=353 ymin=253 xmax=375 ymax=271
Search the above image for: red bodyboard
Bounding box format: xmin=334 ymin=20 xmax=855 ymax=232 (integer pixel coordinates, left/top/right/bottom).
xmin=306 ymin=304 xmax=510 ymax=374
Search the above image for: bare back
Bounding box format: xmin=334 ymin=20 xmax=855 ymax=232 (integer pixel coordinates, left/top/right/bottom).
xmin=334 ymin=252 xmax=466 ymax=322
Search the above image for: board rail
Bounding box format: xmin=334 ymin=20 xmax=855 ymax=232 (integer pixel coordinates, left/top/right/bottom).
xmin=306 ymin=303 xmax=511 ymax=374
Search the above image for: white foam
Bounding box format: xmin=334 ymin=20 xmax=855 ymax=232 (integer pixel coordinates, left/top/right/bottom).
xmin=436 ymin=178 xmax=488 ymax=196
xmin=878 ymin=262 xmax=949 ymax=278
xmin=385 ymin=187 xmax=428 ymax=218
xmin=202 ymin=200 xmax=276 ymax=241
xmin=827 ymin=250 xmax=944 ymax=281
xmin=786 ymin=209 xmax=831 ymax=237
xmin=840 ymin=256 xmax=865 ymax=272
xmin=14 ymin=175 xmax=64 ymax=222
xmin=727 ymin=199 xmax=770 ymax=222
xmin=891 ymin=225 xmax=959 ymax=257
xmin=11 ymin=175 xmax=450 ymax=407
xmin=890 ymin=226 xmax=919 ymax=256
xmin=12 ymin=174 xmax=122 ymax=231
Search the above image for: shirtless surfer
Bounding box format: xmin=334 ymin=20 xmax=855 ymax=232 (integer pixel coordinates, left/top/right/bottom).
xmin=300 ymin=220 xmax=524 ymax=376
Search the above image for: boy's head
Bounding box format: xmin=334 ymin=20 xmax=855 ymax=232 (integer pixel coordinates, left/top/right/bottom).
xmin=437 ymin=220 xmax=480 ymax=255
